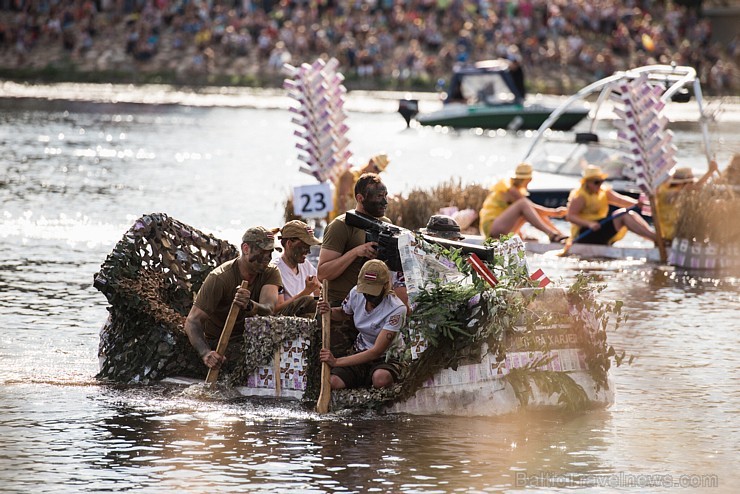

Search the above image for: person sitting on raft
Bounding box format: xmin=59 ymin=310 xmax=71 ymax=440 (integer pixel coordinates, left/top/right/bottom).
xmin=655 ymin=162 xmax=719 ymax=243
xmin=566 ymin=165 xmax=656 ymax=245
xmin=479 ymin=162 xmax=568 ymax=243
xmin=317 ymin=259 xmax=407 ymax=390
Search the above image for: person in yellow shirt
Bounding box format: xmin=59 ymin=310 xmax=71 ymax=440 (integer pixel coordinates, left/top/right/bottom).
xmin=479 ymin=163 xmax=568 ymax=243
xmin=655 ymin=161 xmax=718 ymax=242
xmin=329 ymin=154 xmax=389 ymax=221
xmin=567 ymin=165 xmax=656 ymax=245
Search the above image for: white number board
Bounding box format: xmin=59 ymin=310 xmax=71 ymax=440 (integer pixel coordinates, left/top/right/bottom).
xmin=293 ymin=182 xmax=333 ymax=218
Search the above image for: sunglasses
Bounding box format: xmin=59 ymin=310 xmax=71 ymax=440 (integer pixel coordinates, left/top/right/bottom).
xmin=589 ymin=180 xmax=604 ymax=185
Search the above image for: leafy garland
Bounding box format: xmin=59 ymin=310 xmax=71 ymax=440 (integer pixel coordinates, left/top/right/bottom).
xmin=566 ymin=273 xmax=630 ymax=391
xmin=386 ymin=239 xmax=628 ymax=412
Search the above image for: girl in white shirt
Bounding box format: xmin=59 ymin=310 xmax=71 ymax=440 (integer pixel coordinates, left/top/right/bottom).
xmin=318 ymin=259 xmax=407 ymax=389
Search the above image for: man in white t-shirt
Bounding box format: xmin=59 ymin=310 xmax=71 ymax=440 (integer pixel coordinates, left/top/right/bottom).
xmin=272 ymin=220 xmax=321 ymax=317
xmin=318 ymin=259 xmax=407 ymax=389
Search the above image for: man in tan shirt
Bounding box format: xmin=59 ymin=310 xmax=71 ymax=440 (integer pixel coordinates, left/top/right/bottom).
xmin=185 ymin=226 xmax=281 ymax=371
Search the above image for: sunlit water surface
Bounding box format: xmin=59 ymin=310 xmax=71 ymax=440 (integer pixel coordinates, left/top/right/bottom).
xmin=1 ymin=91 xmax=738 ymax=493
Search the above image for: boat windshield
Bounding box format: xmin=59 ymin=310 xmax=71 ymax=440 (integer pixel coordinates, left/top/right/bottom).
xmin=454 ymin=73 xmax=517 ymax=106
xmin=530 ymin=141 xmax=633 ymax=179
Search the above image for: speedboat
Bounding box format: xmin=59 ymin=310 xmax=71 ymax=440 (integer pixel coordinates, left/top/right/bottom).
xmin=523 ymin=64 xmax=714 ymax=208
xmin=398 ymin=60 xmax=589 ymax=131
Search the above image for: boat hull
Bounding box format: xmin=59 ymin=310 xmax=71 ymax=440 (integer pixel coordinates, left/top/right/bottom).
xmin=416 ymin=104 xmax=589 ymax=131
xmin=157 ymin=307 xmax=615 ymax=417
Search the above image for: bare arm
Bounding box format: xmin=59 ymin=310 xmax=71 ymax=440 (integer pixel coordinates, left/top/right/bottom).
xmin=316 ymin=300 xmax=351 ymax=322
xmin=252 ymin=284 xmax=279 ymax=315
xmin=606 ymin=189 xmax=638 ymax=208
xmin=322 ymin=329 xmax=397 ymax=367
xmin=533 ymin=202 xmax=567 ymax=217
xmin=184 ymin=305 xmax=225 ymax=369
xmin=317 ymin=244 xmax=377 ymax=281
xmin=274 ymin=275 xmax=321 ymax=312
xmin=690 ymin=160 xmax=719 ymax=190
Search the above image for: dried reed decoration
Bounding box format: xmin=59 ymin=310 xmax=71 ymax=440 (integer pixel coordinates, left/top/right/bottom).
xmin=674 ymin=177 xmax=740 ymax=246
xmin=282 ymin=179 xmax=489 ymax=231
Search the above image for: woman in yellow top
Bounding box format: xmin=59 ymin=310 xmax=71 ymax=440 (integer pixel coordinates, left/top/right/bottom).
xmin=329 ymin=154 xmax=389 ymax=221
xmin=655 ymin=162 xmax=718 ymax=242
xmin=479 ymin=163 xmax=568 ymax=242
xmin=567 ymin=165 xmax=656 ymax=245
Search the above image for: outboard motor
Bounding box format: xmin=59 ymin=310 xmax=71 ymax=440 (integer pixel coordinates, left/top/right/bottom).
xmin=398 ymin=99 xmax=419 ymax=127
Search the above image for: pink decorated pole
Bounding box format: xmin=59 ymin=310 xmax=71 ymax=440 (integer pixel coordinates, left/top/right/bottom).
xmin=612 ymin=73 xmax=676 ymax=262
xmin=284 ymin=58 xmax=352 ymax=185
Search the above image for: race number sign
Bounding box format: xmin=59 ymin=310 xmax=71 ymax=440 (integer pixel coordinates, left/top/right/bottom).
xmin=293 ymin=182 xmax=332 ymax=218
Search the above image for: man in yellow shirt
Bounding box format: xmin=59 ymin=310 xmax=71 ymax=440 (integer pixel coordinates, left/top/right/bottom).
xmin=567 ymin=165 xmax=656 ymax=245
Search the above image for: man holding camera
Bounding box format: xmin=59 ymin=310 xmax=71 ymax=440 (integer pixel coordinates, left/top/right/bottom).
xmin=318 ymin=173 xmax=390 ymax=304
xmin=185 ymin=226 xmax=282 ymax=371
xmin=318 ymin=173 xmax=394 ymax=355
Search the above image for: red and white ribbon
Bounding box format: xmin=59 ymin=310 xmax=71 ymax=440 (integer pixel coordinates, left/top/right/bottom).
xmin=467 ymin=253 xmax=498 ymax=288
xmin=529 ymin=268 xmax=551 ymax=288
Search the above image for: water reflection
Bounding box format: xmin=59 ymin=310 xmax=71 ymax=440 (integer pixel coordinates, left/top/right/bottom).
xmin=2 ymin=97 xmax=739 ymax=492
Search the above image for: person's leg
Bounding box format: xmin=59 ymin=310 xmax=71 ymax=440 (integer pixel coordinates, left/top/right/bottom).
xmin=330 ymin=375 xmax=346 ymax=390
xmin=371 ymin=368 xmax=394 ymax=388
xmin=536 ymin=209 xmax=560 ymax=231
xmin=489 ymin=198 xmax=564 ymax=238
xmin=614 ymin=210 xmax=656 ymax=242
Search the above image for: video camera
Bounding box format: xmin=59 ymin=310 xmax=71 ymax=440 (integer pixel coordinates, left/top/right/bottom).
xmin=344 ymin=210 xmax=403 ymax=272
xmin=418 ymin=234 xmax=495 ymax=263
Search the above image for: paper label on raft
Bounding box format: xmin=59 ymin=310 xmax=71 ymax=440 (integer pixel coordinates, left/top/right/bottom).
xmin=397 ymin=232 xmax=466 ymax=303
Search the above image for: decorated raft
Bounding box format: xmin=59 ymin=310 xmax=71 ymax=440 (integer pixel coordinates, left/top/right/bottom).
xmin=94 ymin=213 xmax=624 ymax=417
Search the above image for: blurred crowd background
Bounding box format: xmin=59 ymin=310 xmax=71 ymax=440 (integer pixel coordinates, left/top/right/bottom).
xmin=0 ymin=0 xmax=737 ymax=94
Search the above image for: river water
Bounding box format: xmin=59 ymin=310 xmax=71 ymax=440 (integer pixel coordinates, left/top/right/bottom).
xmin=0 ymin=88 xmax=738 ymax=493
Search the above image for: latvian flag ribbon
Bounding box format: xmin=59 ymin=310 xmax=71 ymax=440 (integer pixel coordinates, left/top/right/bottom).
xmin=530 ymin=268 xmax=551 ymax=288
xmin=467 ymin=253 xmax=498 ymax=288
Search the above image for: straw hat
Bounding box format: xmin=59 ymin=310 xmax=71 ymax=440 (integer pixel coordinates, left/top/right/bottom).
xmin=669 ymin=167 xmax=696 ymax=185
xmin=512 ymin=163 xmax=533 ymax=180
xmin=581 ymin=165 xmax=608 ymax=183
xmin=365 ymin=154 xmax=390 ymax=173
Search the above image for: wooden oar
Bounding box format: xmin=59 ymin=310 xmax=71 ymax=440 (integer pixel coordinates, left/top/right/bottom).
xmin=316 ymin=280 xmax=332 ymax=413
xmin=206 ymin=280 xmax=249 ymax=384
xmin=647 ymin=195 xmax=667 ymax=263
xmin=558 ymin=205 xmax=640 ymax=257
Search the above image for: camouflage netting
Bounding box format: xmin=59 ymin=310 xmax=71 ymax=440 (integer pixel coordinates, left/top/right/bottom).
xmin=94 ymin=213 xmax=238 ymax=383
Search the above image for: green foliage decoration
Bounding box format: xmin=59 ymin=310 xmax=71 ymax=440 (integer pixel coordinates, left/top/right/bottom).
xmin=566 ymin=273 xmax=629 ymax=391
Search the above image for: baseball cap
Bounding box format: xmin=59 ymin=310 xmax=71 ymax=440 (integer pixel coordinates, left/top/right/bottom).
xmin=280 ymin=220 xmax=321 ymax=245
xmin=241 ymin=226 xmax=278 ymax=250
xmin=356 ymin=259 xmax=391 ymax=296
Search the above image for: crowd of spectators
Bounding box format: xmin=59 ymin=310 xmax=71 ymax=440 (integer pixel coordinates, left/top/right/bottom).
xmin=0 ymin=0 xmax=736 ymax=94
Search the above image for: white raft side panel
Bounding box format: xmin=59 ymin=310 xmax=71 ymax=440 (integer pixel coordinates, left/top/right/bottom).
xmin=386 ymin=341 xmax=615 ymax=417
xmin=177 ymin=286 xmax=614 ymax=416
xmin=387 ymin=371 xmax=614 ymax=417
xmin=669 ymin=237 xmax=740 ymax=270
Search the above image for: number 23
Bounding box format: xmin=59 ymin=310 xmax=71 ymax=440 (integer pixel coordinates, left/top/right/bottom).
xmin=301 ymin=192 xmax=327 ymax=212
